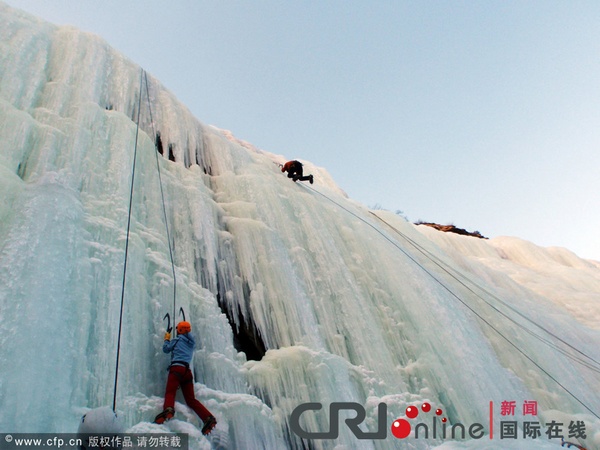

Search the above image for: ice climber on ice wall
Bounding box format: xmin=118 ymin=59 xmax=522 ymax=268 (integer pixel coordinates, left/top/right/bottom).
xmin=281 ymin=160 xmax=314 ymax=184
xmin=155 ymin=321 xmax=217 ymax=436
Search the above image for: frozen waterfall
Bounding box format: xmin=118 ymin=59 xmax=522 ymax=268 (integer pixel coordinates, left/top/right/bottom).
xmin=1 ymin=3 xmax=599 ymax=449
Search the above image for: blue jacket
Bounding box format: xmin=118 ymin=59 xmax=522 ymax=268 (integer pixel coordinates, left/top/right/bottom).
xmin=163 ymin=332 xmax=196 ymax=365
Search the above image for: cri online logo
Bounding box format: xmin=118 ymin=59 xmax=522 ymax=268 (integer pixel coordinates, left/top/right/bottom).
xmin=290 ymin=401 xmax=486 ymax=440
xmin=291 ymin=401 xmax=587 ymax=444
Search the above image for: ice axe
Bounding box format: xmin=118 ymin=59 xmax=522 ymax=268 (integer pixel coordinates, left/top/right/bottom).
xmin=163 ymin=313 xmax=172 ymax=333
xmin=163 ymin=308 xmax=186 ymax=335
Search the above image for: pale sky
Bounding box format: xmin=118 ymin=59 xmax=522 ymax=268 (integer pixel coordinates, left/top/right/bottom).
xmin=4 ymin=1 xmax=600 ymax=260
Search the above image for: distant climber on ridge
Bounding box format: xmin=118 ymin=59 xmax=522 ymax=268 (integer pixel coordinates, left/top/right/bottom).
xmin=281 ymin=160 xmax=313 ymax=184
xmin=154 ymin=321 xmax=217 ymax=435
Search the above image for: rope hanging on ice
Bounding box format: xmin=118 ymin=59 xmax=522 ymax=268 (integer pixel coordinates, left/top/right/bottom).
xmin=143 ymin=71 xmax=178 ymax=321
xmin=298 ymin=182 xmax=600 ymax=421
xmin=113 ymin=68 xmax=145 ymax=412
xmin=370 ymin=211 xmax=600 ymax=375
xmin=112 ymin=69 xmax=179 ymax=413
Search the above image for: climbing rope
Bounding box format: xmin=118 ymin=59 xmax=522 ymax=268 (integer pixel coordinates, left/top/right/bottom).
xmin=143 ymin=71 xmax=177 ymax=321
xmin=299 ymin=183 xmax=600 ymax=420
xmin=370 ymin=212 xmax=600 ymax=374
xmin=113 ymin=68 xmax=144 ymax=412
xmin=112 ymin=69 xmax=179 ymax=412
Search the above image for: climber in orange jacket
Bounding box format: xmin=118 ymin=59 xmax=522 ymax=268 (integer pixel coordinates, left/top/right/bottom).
xmin=281 ymin=160 xmax=313 ymax=184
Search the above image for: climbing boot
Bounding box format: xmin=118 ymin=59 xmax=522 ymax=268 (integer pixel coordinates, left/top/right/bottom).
xmin=154 ymin=407 xmax=175 ymax=424
xmin=201 ymin=415 xmax=217 ymax=435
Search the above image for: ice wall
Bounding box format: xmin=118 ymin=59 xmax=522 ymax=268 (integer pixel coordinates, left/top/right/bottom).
xmin=1 ymin=4 xmax=599 ymax=449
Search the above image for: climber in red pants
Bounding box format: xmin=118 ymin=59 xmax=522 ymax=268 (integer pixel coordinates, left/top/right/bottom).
xmin=154 ymin=321 xmax=217 ymax=435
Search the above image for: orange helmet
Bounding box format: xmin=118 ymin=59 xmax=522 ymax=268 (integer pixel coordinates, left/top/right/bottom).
xmin=176 ymin=321 xmax=191 ymax=335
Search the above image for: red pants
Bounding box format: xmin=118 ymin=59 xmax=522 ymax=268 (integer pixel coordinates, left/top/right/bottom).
xmin=163 ymin=365 xmax=212 ymax=422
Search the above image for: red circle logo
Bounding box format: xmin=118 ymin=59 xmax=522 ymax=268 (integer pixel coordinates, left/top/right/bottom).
xmin=391 ymin=403 xmax=446 ymax=439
